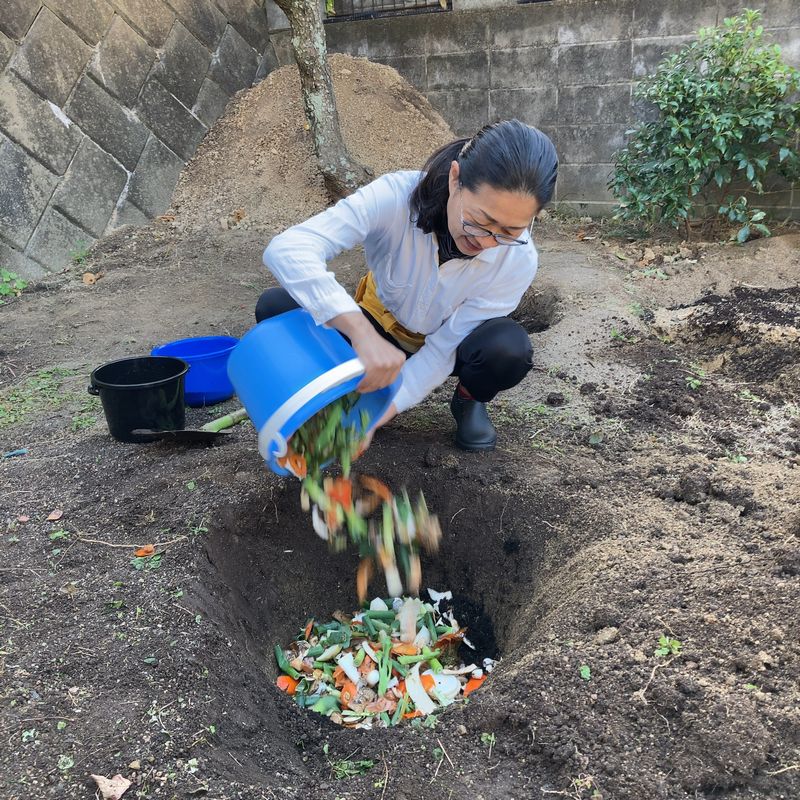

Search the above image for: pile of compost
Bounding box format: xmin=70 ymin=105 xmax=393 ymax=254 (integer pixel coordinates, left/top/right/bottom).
xmin=171 ymin=53 xmax=454 ymax=235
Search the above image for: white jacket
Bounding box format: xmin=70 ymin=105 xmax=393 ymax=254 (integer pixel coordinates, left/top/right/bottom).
xmin=263 ymin=170 xmax=538 ymax=412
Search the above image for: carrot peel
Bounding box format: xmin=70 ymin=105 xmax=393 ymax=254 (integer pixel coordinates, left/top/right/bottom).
xmin=276 ymin=675 xmax=299 ymax=695
xmin=463 ymin=675 xmax=487 ymax=696
xmin=340 ymin=680 xmax=358 ymax=708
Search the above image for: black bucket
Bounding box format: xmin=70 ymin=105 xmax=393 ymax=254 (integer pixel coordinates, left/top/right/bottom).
xmin=89 ymin=356 xmax=189 ymax=443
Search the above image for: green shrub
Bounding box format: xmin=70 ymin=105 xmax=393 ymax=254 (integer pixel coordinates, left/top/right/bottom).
xmin=0 ymin=268 xmax=28 ymax=302
xmin=610 ymin=9 xmax=800 ymax=242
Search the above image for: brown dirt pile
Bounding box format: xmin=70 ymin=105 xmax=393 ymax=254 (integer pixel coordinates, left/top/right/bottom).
xmin=171 ymin=54 xmax=454 ymax=235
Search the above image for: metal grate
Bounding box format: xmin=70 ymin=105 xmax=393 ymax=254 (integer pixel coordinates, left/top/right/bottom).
xmin=324 ymin=0 xmax=451 ymax=24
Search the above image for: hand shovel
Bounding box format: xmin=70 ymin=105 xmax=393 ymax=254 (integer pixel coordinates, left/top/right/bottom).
xmin=132 ymin=408 xmax=249 ymax=444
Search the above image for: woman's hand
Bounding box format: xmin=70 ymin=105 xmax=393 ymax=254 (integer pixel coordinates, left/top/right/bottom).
xmin=331 ymin=312 xmax=405 ymax=393
xmin=356 ymin=403 xmax=397 ymax=457
xmin=352 ymin=331 xmax=406 ymax=393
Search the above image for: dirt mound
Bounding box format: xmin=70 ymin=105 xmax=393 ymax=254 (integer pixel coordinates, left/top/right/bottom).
xmin=171 ymin=54 xmax=454 ymax=235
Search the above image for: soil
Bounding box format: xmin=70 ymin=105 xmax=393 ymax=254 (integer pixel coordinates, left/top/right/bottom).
xmin=2 ymin=56 xmax=800 ymax=800
xmin=171 ymin=54 xmax=454 ymax=237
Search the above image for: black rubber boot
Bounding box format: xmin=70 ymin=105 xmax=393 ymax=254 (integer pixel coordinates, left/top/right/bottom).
xmin=450 ymin=388 xmax=497 ymax=452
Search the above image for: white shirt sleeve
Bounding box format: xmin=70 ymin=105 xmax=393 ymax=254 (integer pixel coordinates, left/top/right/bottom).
xmin=262 ymin=174 xmax=403 ymax=326
xmin=264 ymin=170 xmax=538 ymax=414
xmin=392 ymin=255 xmax=536 ymax=413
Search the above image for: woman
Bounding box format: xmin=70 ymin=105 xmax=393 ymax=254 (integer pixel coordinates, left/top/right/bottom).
xmin=258 ymin=119 xmax=558 ymax=452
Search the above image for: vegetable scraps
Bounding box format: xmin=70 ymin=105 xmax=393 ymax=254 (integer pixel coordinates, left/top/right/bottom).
xmin=276 ymin=392 xmax=441 ymax=601
xmin=275 ymin=589 xmax=497 ymax=728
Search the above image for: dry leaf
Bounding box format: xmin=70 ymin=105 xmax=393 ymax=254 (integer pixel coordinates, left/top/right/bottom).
xmin=60 ymin=583 xmax=80 ymax=599
xmin=82 ymin=272 xmax=96 ymax=285
xmin=134 ymin=544 xmax=155 ymax=557
xmin=47 ymin=509 xmax=64 ymax=521
xmin=17 ymin=515 xmax=30 ymax=523
xmin=232 ymin=208 xmax=246 ymax=223
xmin=91 ymin=774 xmax=131 ymax=800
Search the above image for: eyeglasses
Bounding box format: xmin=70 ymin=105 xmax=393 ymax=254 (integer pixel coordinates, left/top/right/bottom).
xmin=459 ymin=192 xmax=531 ymax=247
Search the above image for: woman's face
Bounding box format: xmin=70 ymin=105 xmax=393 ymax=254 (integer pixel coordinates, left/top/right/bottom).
xmin=446 ymin=160 xmax=540 ymax=256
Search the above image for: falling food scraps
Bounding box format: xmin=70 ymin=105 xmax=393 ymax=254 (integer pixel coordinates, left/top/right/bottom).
xmin=275 ymin=392 xmax=441 ymax=601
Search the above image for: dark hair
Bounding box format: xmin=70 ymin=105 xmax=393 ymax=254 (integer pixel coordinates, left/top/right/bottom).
xmin=409 ymin=119 xmax=558 ymax=235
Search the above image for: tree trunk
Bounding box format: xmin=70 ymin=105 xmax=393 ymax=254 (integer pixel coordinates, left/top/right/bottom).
xmin=272 ymin=0 xmax=372 ymax=200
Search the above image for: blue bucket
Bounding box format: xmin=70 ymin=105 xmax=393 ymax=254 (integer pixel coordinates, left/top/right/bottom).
xmin=227 ymin=309 xmax=400 ymax=475
xmin=151 ymin=335 xmax=238 ymax=407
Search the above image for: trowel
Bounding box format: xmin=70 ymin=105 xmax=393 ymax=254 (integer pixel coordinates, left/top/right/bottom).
xmin=132 ymin=407 xmax=249 ymax=444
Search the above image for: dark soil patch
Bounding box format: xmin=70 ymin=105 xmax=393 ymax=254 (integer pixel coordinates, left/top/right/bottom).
xmin=678 ymin=286 xmax=800 ymax=391
xmin=685 ymin=286 xmax=800 ymax=336
xmin=592 ymin=286 xmax=799 ymax=456
xmin=510 ymin=283 xmax=562 ymax=333
xmin=614 ymin=341 xmax=751 ymax=424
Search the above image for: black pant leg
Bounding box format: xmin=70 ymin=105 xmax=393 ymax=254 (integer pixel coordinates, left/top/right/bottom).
xmin=255 ymin=287 xmax=301 ymax=322
xmin=453 ymin=317 xmax=533 ymax=403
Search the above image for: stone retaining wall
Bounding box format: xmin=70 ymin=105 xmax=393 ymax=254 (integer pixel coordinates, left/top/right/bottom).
xmin=0 ymin=0 xmax=274 ymax=278
xmin=269 ymin=0 xmax=800 ymax=219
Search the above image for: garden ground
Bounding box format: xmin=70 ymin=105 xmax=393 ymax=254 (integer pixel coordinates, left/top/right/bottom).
xmin=1 ymin=56 xmax=799 ymax=800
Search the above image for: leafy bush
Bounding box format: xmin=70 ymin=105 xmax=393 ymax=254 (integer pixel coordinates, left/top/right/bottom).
xmin=610 ymin=9 xmax=800 ymax=241
xmin=0 ymin=268 xmax=28 ymax=303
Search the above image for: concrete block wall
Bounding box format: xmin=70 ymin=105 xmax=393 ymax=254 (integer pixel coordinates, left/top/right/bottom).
xmin=0 ymin=0 xmax=273 ymax=278
xmin=269 ymin=0 xmax=800 ymax=218
xmin=330 ymin=0 xmax=441 ymax=17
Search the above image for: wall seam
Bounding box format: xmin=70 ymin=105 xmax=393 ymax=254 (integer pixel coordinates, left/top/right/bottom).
xmin=162 ymin=0 xmax=226 ymax=49
xmin=15 ymin=2 xmax=45 ymax=43
xmin=30 ymin=132 xmax=87 ymax=238
xmin=0 ymin=230 xmax=22 ymax=250
xmin=51 ymin=140 xmax=135 ymax=240
xmin=89 ymin=15 xmax=165 ymax=110
xmin=6 ymin=34 xmax=107 ymax=123
xmin=0 ymin=126 xmax=66 ymax=181
xmin=0 ymin=229 xmax=47 ymax=268
xmin=41 ymin=1 xmax=108 ymax=47
xmin=43 ymin=204 xmax=105 ymax=244
xmin=81 ymin=71 xmax=146 ymax=131
xmin=106 ymin=0 xmax=172 ymax=49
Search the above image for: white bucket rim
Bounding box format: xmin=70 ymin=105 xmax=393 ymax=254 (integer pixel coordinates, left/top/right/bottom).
xmin=257 ymin=358 xmax=364 ymax=463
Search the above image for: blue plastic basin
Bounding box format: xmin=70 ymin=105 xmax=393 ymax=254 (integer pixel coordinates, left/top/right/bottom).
xmin=227 ymin=309 xmax=400 ymax=476
xmin=151 ymin=335 xmax=238 ymax=407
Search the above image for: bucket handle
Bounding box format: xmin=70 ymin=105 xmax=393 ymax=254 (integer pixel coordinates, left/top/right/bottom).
xmin=257 ymin=358 xmax=364 ymax=463
xmin=87 ymin=384 xmax=100 ymax=396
